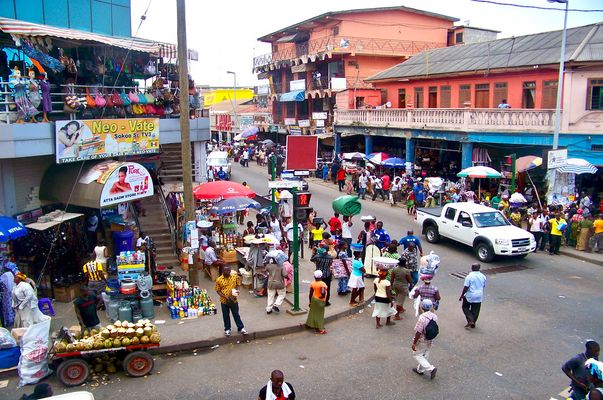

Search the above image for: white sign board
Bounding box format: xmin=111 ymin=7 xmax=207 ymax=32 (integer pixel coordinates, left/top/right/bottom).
xmin=315 ymin=119 xmax=325 ymax=127
xmin=548 ymin=149 xmax=568 ymax=169
xmin=298 ymin=119 xmax=310 ymax=128
xmin=330 ymin=77 xmax=347 ymax=90
xmin=289 ymin=79 xmax=306 ymax=91
xmin=312 ymin=112 xmax=327 ymax=120
xmin=284 ymin=118 xmax=297 ymax=126
xmin=268 ymin=180 xmax=303 ymax=189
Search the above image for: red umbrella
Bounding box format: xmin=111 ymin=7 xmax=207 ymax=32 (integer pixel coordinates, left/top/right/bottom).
xmin=193 ymin=181 xmax=255 ymax=200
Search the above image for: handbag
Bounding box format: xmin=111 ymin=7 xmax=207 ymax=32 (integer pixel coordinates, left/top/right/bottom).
xmin=120 ymin=90 xmax=131 ymax=106
xmin=112 ymin=90 xmax=123 ymax=107
xmin=64 ymin=95 xmax=81 ymax=113
xmin=94 ymin=89 xmax=106 ymax=107
xmin=137 ymin=92 xmax=147 ymax=105
xmin=85 ymin=88 xmax=96 ymax=108
xmin=132 ymin=104 xmax=144 ymax=115
xmin=145 ymin=104 xmax=156 ymax=115
xmin=145 ymin=93 xmax=155 ymax=104
xmin=105 ymin=92 xmax=114 ymax=108
xmin=128 ymin=90 xmax=139 ymax=103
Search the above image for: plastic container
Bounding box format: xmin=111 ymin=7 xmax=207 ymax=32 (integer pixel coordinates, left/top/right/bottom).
xmin=118 ymin=301 xmax=132 ymax=323
xmin=113 ymin=230 xmax=134 ymax=254
xmin=140 ymin=296 xmax=155 ymax=318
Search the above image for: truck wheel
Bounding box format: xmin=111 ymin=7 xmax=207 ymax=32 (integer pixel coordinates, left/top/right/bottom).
xmin=124 ymin=351 xmax=154 ymax=377
xmin=57 ymin=358 xmax=90 ymax=387
xmin=424 ymin=225 xmax=440 ymax=243
xmin=475 ymin=242 xmax=494 ymax=263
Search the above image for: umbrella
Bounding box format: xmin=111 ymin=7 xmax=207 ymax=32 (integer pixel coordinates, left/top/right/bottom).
xmin=515 ymin=156 xmax=543 ymax=173
xmin=244 ymin=135 xmax=257 ymax=142
xmin=366 ymin=152 xmax=390 ymax=164
xmin=233 ymin=134 xmax=243 ymax=141
xmin=0 ymin=216 xmax=28 ymax=242
xmin=457 ymin=166 xmax=502 ymax=197
xmin=556 ymin=158 xmax=598 ymax=175
xmin=381 ymin=157 xmax=405 ymax=168
xmin=261 ymin=139 xmax=275 ymax=146
xmin=193 ymin=181 xmax=255 ymax=200
xmin=241 ymin=126 xmax=259 ymax=138
xmin=343 ymin=152 xmax=365 ymax=160
xmin=209 ymin=197 xmax=261 ymax=215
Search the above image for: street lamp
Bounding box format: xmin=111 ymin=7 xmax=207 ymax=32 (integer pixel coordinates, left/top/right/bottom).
xmin=227 ymin=71 xmax=237 ymax=143
xmin=548 ymin=0 xmax=569 ymax=150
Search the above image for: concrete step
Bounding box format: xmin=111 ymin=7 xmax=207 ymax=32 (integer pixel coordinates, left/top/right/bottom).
xmin=155 ymin=257 xmax=180 ymax=266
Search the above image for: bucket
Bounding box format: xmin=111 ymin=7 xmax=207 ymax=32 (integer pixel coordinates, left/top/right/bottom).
xmin=118 ymin=301 xmax=132 ymax=323
xmin=113 ymin=230 xmax=134 ymax=254
xmin=140 ymin=296 xmax=155 ymax=318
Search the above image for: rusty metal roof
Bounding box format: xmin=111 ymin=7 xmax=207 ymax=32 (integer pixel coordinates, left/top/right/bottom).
xmin=368 ymin=22 xmax=603 ymax=81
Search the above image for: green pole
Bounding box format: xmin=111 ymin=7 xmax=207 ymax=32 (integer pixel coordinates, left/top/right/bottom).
xmin=291 ymin=188 xmax=300 ymax=311
xmin=511 ymin=153 xmax=516 ymax=193
xmin=271 ymin=154 xmax=276 ymax=213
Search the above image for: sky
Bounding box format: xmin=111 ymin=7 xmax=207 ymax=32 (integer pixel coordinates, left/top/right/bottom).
xmin=131 ymin=0 xmax=603 ymax=87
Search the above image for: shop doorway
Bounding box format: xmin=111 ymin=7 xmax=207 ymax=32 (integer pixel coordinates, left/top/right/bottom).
xmin=475 ymin=84 xmax=490 ymax=108
xmin=428 ymin=87 xmax=438 ymax=108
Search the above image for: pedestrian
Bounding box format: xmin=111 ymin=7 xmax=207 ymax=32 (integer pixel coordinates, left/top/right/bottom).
xmin=459 ymin=263 xmax=487 ymax=329
xmin=284 ymin=217 xmax=303 ymax=259
xmin=528 ymin=211 xmax=544 ymax=252
xmin=243 ymin=148 xmax=250 ymax=167
xmin=268 ymin=214 xmax=283 ymax=243
xmin=337 ymin=167 xmax=346 ymax=192
xmin=258 ymin=370 xmax=296 ymax=400
xmin=217 ymin=166 xmax=228 ymax=180
xmin=593 ymin=214 xmax=603 ymax=253
xmin=357 ymin=221 xmax=374 ymax=261
xmin=549 ymin=212 xmax=567 ymax=255
xmin=399 ymin=229 xmax=423 ymax=255
xmin=406 ymin=189 xmax=416 ymax=215
xmin=310 ymin=217 xmax=327 ymax=249
xmin=509 ymin=207 xmax=522 ymax=228
xmin=372 ymin=175 xmax=383 ymax=201
xmin=358 ymin=172 xmax=368 ymax=199
xmin=0 ymin=261 xmax=17 ymax=328
xmin=244 ymin=221 xmax=256 ymax=236
xmin=411 ymin=298 xmax=438 ymax=379
xmin=306 ymin=270 xmax=328 ymax=334
xmin=214 ymin=265 xmax=248 ymax=336
xmin=390 ymin=176 xmax=401 ymax=205
xmin=336 ymin=241 xmax=351 ymax=295
xmin=322 ymin=163 xmax=329 ymax=182
xmin=328 ymin=212 xmax=342 ymax=234
xmin=74 ymin=286 xmax=100 ymax=330
xmin=341 ymin=215 xmax=353 ymax=257
xmin=540 ymin=209 xmax=551 ymax=251
xmin=390 ymin=257 xmax=412 ymax=320
xmin=347 ymin=250 xmax=366 ymax=306
xmin=562 ymin=340 xmax=600 ymax=400
xmin=82 ymin=256 xmax=107 ymax=300
xmin=265 ymin=258 xmax=287 ymax=314
xmin=311 ymin=245 xmax=333 ymax=306
xmin=93 ymin=238 xmax=109 ymax=272
xmin=372 ymin=221 xmax=391 ymax=250
xmin=372 ymin=268 xmax=396 ymax=329
xmin=576 ymin=215 xmax=594 ymax=252
xmin=207 ymin=166 xmax=215 ymax=181
xmin=413 ymin=278 xmax=441 ymax=309
xmin=402 ymin=242 xmax=420 ymax=286
xmin=11 ymin=272 xmax=45 ymax=328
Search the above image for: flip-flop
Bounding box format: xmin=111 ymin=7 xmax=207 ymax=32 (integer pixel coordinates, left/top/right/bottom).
xmin=317 ymin=330 xmax=327 ymax=334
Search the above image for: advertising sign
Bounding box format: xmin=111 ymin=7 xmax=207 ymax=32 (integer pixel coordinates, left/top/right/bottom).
xmin=99 ymin=162 xmax=154 ymax=207
xmin=289 ymin=79 xmax=306 ymax=91
xmin=547 ymin=149 xmax=568 ymax=169
xmin=55 ymin=118 xmax=159 ymax=164
xmin=330 ymin=77 xmax=347 ymax=90
xmin=284 ymin=118 xmax=297 ymax=126
xmin=312 ymin=112 xmax=328 ymax=120
xmin=286 ymin=135 xmax=318 ymax=171
xmin=298 ymin=119 xmax=310 ymax=128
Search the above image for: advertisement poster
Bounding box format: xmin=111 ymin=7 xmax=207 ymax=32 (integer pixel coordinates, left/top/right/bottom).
xmin=99 ymin=162 xmax=154 ymax=207
xmin=55 ymin=118 xmax=160 ymax=164
xmin=286 ymin=135 xmax=318 ymax=171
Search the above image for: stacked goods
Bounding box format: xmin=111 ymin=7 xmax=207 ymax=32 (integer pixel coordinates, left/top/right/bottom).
xmin=167 ymin=276 xmax=217 ymax=319
xmin=332 ymin=195 xmax=362 ymax=216
xmin=53 ymin=319 xmax=161 ymax=355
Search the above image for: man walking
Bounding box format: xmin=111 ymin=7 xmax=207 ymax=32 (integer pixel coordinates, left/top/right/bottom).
xmin=562 ymin=340 xmax=600 ymax=400
xmin=459 ymin=263 xmax=487 ymax=329
xmin=265 ymin=259 xmax=287 ymax=314
xmin=372 ymin=176 xmax=383 ymax=201
xmin=549 ymin=212 xmax=567 ymax=255
xmin=593 ymin=214 xmax=603 ymax=253
xmin=411 ymin=298 xmax=438 ymax=379
xmin=341 ymin=215 xmax=353 ymax=257
xmin=399 ymin=229 xmax=423 ymax=255
xmin=358 ymin=172 xmax=368 ymax=199
xmin=215 ymin=265 xmax=248 ymax=336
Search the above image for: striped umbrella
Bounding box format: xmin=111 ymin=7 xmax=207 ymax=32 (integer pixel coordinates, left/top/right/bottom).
xmin=457 ymin=166 xmax=502 ymax=178
xmin=241 ymin=126 xmax=259 ymax=139
xmin=515 ymin=156 xmax=543 ymax=173
xmin=366 ymin=152 xmax=390 ymax=164
xmin=556 ymin=158 xmax=598 ymax=175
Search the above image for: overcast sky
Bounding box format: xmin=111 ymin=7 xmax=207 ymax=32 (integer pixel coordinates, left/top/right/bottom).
xmin=131 ymin=0 xmax=603 ymax=87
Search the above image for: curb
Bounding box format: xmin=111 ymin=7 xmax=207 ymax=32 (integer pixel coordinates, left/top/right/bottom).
xmin=558 ymin=249 xmax=603 ymax=267
xmin=149 ymin=297 xmax=375 ymax=355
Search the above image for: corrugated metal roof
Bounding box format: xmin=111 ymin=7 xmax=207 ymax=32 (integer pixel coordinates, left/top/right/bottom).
xmin=369 ymin=23 xmax=603 ymax=81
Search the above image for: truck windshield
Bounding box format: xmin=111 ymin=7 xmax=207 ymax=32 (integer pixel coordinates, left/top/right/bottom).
xmin=473 ymin=212 xmax=510 ymax=227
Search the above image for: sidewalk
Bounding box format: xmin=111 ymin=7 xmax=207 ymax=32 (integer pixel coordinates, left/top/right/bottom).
xmin=45 ymin=255 xmax=371 ymax=356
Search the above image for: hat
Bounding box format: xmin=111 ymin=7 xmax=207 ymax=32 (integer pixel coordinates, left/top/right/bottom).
xmin=420 ymin=298 xmax=433 ymax=310
xmin=16 ymin=272 xmax=27 ymax=280
xmin=313 ymin=270 xmax=323 ymax=279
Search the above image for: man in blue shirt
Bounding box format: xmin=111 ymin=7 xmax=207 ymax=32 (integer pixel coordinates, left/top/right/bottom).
xmin=414 ymin=181 xmax=425 ymax=207
xmin=459 ymin=263 xmax=487 ymax=329
xmin=399 ymin=230 xmax=423 ymax=256
xmin=372 ymin=221 xmax=391 ymax=249
xmin=217 ymin=167 xmax=227 ymax=181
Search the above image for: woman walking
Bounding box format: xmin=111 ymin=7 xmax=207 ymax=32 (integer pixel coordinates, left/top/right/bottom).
xmin=0 ymin=262 xmax=17 ymax=328
xmin=372 ymin=268 xmax=396 ymax=328
xmin=306 ymin=270 xmax=328 ymax=334
xmin=390 ymin=258 xmax=413 ymax=320
xmin=12 ymin=272 xmax=45 ymax=328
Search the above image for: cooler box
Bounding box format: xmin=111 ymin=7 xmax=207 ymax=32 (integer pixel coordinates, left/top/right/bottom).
xmin=113 ymin=230 xmax=134 ymax=253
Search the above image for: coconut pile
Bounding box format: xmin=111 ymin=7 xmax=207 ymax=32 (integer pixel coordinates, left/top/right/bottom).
xmin=54 ymin=319 xmax=161 ymax=354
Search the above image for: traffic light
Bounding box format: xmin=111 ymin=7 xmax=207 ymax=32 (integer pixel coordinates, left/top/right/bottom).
xmin=294 ymin=191 xmax=312 ymax=208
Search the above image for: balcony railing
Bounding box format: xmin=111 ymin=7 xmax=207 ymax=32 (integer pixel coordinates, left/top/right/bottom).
xmin=253 ymin=35 xmax=446 ymax=70
xmin=335 ymin=108 xmax=557 ymax=133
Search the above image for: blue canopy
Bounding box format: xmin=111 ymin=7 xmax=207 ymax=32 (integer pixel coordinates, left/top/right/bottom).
xmin=279 ymin=90 xmax=305 ymax=102
xmin=381 ymin=157 xmax=406 ymax=168
xmin=209 ymin=197 xmax=261 ymax=215
xmin=0 ymin=216 xmax=27 ymax=242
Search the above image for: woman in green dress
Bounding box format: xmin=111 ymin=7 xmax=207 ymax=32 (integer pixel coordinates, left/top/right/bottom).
xmin=306 ymin=270 xmax=328 ymax=334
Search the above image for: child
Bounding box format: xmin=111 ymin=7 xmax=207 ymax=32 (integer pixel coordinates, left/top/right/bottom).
xmin=348 ymin=249 xmax=366 ymax=306
xmin=310 ymin=219 xmax=326 ymax=249
xmin=336 ymin=242 xmax=351 ymax=295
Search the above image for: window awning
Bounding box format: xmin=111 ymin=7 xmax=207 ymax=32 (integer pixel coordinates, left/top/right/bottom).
xmin=0 ymin=17 xmax=172 ymax=55
xmin=276 ymin=32 xmax=310 ymax=43
xmin=279 ymin=90 xmax=305 ymax=102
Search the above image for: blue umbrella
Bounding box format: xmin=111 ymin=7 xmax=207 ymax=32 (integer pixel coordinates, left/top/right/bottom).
xmin=241 ymin=126 xmax=259 ymax=138
xmin=0 ymin=216 xmax=28 ymax=242
xmin=381 ymin=157 xmax=406 ymax=168
xmin=210 ymin=197 xmax=261 ymax=215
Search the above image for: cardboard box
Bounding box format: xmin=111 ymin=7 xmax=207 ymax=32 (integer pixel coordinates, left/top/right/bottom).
xmin=54 ymin=284 xmax=80 ymax=303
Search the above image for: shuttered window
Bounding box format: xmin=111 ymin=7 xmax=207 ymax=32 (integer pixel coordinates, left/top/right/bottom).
xmin=493 ymin=82 xmax=508 ymax=108
xmin=440 ymin=86 xmax=451 ymax=108
xmin=459 ymin=84 xmax=471 ymax=107
xmin=428 ymin=86 xmax=438 ymax=108
xmin=542 ymin=80 xmax=558 ymax=109
xmin=414 ymin=87 xmax=424 ymax=108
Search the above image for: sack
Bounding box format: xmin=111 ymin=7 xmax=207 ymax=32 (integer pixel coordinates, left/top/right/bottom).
xmin=424 ymin=318 xmax=439 ymax=340
xmin=0 ymin=328 xmax=17 ymax=349
xmin=18 ymin=316 xmax=51 ymax=387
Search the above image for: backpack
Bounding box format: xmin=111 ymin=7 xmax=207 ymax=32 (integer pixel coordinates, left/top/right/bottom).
xmin=424 ymin=317 xmax=439 ymax=340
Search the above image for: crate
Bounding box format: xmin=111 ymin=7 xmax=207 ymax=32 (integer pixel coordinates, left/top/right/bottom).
xmin=53 ymin=284 xmax=80 ymax=303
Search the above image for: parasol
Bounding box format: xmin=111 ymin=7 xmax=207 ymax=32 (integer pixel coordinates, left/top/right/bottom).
xmin=343 ymin=152 xmax=365 ymax=160
xmin=241 ymin=126 xmax=259 ymax=138
xmin=366 ymin=152 xmax=390 ymax=164
xmin=457 ymin=166 xmax=502 ymax=197
xmin=209 ymin=197 xmax=261 ymax=215
xmin=556 ymin=158 xmax=598 ymax=175
xmin=193 ymin=181 xmax=255 ymax=200
xmin=515 ymin=156 xmax=542 ymax=173
xmin=0 ymin=216 xmax=27 ymax=242
xmin=381 ymin=157 xmax=405 ymax=168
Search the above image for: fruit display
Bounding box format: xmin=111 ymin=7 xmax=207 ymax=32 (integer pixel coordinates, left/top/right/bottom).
xmin=53 ymin=319 xmax=161 ymax=354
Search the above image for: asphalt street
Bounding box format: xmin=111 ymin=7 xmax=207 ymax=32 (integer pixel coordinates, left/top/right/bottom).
xmin=3 ymin=162 xmax=602 ymax=399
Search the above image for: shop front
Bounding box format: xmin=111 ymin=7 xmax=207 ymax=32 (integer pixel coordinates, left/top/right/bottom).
xmin=413 ymin=139 xmax=462 ymax=180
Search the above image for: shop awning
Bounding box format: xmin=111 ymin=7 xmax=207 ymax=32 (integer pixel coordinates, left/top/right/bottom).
xmin=279 ymin=90 xmax=305 ymax=102
xmin=26 ymin=212 xmax=83 ymax=231
xmin=0 ymin=17 xmax=171 ymax=54
xmin=276 ymin=32 xmax=310 ymax=43
xmin=40 ymin=161 xmax=154 ymax=209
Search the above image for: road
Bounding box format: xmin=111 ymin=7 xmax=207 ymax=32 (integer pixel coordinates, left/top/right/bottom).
xmin=3 ymin=162 xmax=602 ymax=399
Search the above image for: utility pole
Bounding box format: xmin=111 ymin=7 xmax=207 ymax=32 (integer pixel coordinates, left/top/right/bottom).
xmin=176 ymin=0 xmax=197 ymax=285
xmin=227 ymin=71 xmax=237 ymax=142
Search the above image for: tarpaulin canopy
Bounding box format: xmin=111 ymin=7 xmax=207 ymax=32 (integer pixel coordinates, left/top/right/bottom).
xmin=332 ymin=195 xmax=362 ymax=217
xmin=279 ymin=90 xmax=305 ymax=102
xmin=193 ymin=181 xmax=255 ymax=200
xmin=0 ymin=215 xmax=27 ymax=242
xmin=0 ymin=17 xmax=172 ymax=54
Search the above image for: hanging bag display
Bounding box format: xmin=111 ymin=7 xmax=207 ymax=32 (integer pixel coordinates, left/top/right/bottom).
xmin=128 ymin=90 xmax=139 ymax=104
xmin=85 ymin=88 xmax=96 ymax=108
xmin=112 ymin=90 xmax=123 ymax=107
xmin=105 ymin=91 xmax=114 ymax=108
xmin=137 ymin=92 xmax=148 ymax=105
xmin=94 ymin=89 xmax=106 ymax=107
xmin=120 ymin=90 xmax=131 ymax=106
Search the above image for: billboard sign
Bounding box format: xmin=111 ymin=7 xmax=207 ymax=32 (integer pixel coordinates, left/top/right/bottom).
xmin=55 ymin=118 xmax=159 ymax=164
xmin=99 ymin=162 xmax=154 ymax=207
xmin=547 ymin=149 xmax=568 ymax=169
xmin=286 ymin=135 xmax=318 ymax=171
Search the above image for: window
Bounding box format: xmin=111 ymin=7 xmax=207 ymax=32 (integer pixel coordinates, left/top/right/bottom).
xmin=333 ymin=26 xmax=339 ymax=35
xmin=542 ymin=80 xmax=558 ymax=109
xmin=444 ymin=207 xmax=456 ymax=220
xmin=456 ymin=32 xmax=464 ymax=44
xmin=592 ymin=144 xmax=603 ymax=152
xmin=398 ymin=89 xmax=406 ymax=108
xmin=459 ymin=84 xmax=471 ymax=107
xmin=414 ymin=87 xmax=424 ymax=108
xmin=522 ymin=81 xmax=536 ymax=109
xmin=475 ymin=83 xmax=490 ymax=108
xmin=587 ymin=79 xmax=603 ymax=110
xmin=428 ymin=86 xmax=438 ymax=108
xmin=440 ymin=86 xmax=451 ymax=108
xmin=493 ymin=82 xmax=508 ymax=108
xmin=457 ymin=211 xmax=472 ymax=227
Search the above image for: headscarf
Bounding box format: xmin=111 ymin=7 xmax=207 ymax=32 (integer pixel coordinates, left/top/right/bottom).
xmin=313 ymin=270 xmax=323 ymax=279
xmin=2 ymin=262 xmax=18 ymax=274
xmin=16 ymin=272 xmax=27 ymax=281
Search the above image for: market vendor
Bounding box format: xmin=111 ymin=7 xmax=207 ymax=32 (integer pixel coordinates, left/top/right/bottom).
xmin=204 ymin=240 xmax=225 ymax=272
xmin=11 ymin=272 xmax=45 ymax=328
xmin=74 ymin=286 xmax=100 ymax=330
xmin=82 ymin=257 xmax=107 ymax=298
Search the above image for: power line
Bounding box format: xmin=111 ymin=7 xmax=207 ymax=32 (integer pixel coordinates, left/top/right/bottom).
xmin=470 ymin=0 xmax=603 ymax=12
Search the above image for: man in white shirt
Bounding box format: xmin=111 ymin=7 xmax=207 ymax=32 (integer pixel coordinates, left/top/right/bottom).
xmin=411 ymin=298 xmax=438 ymax=379
xmin=528 ymin=211 xmax=544 ymax=252
xmin=390 ymin=177 xmax=401 ymax=205
xmin=371 ymin=176 xmax=383 ymax=202
xmin=358 ymin=173 xmax=368 ymax=200
xmin=136 ymin=231 xmax=149 ymax=250
xmin=459 ymin=263 xmax=487 ymax=329
xmin=284 ymin=218 xmax=303 ymax=258
xmin=242 ymin=149 xmax=250 ymax=167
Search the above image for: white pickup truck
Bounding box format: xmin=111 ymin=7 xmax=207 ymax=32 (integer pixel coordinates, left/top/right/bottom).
xmin=416 ymin=202 xmax=536 ymax=263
